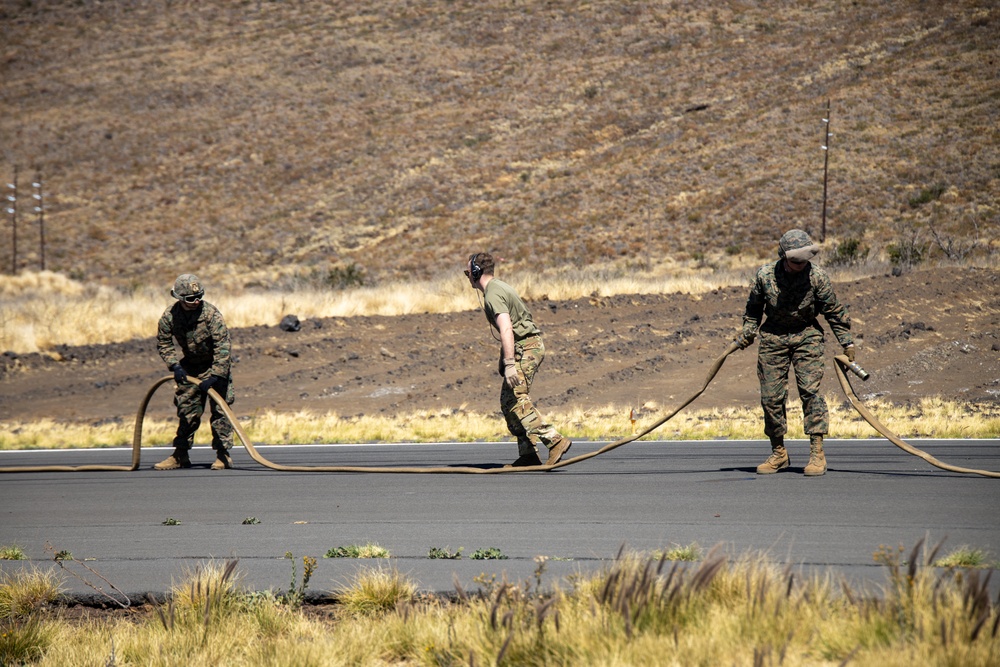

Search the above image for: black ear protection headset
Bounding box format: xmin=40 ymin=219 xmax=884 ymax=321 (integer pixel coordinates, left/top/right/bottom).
xmin=469 ymin=253 xmax=483 ymax=281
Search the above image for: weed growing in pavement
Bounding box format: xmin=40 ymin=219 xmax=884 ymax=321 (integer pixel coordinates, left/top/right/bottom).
xmin=161 ymin=518 xmax=180 ymax=526
xmin=428 ymin=546 xmax=463 ymax=559
xmin=654 ymin=542 xmax=703 ymax=562
xmin=0 ymin=545 xmax=27 ymax=561
xmin=470 ymin=547 xmax=508 ymax=561
xmin=324 ymin=543 xmax=390 ymax=559
xmin=241 ymin=517 xmax=260 ymax=525
xmin=933 ymin=545 xmax=994 ymax=569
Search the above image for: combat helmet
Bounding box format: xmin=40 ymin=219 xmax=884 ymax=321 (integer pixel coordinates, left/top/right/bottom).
xmin=778 ymin=229 xmax=820 ymax=262
xmin=171 ymin=274 xmax=205 ymax=300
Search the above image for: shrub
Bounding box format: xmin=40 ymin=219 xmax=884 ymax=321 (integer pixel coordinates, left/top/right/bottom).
xmin=908 ymin=183 xmax=946 ymax=208
xmin=829 ymin=237 xmax=867 ymax=266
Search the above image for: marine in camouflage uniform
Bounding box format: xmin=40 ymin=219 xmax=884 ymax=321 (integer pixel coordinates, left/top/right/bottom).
xmin=465 ymin=252 xmax=573 ymax=468
xmin=153 ymin=274 xmax=235 ymax=470
xmin=736 ymin=230 xmax=855 ymax=476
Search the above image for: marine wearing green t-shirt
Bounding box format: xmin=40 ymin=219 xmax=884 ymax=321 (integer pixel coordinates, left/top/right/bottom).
xmin=466 ymin=252 xmax=572 ymax=468
xmin=483 ymin=279 xmax=540 ymax=341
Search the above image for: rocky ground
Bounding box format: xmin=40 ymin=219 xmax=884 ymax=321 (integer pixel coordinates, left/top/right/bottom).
xmin=2 ymin=266 xmax=998 ymax=436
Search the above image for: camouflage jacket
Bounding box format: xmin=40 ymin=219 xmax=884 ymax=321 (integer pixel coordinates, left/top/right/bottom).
xmin=156 ymin=301 xmax=232 ymax=378
xmin=742 ymin=261 xmax=852 ymax=346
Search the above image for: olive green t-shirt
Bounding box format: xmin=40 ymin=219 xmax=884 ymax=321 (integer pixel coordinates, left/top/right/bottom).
xmin=483 ymin=279 xmax=541 ymax=340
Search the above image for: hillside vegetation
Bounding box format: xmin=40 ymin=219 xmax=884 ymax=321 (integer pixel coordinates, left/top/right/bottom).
xmin=0 ymin=0 xmax=997 ymax=291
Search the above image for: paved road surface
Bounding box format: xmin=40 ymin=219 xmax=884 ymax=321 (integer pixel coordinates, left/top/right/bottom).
xmin=1 ymin=439 xmax=997 ymax=602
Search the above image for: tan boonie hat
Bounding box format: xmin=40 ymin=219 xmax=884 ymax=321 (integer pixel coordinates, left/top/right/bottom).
xmin=778 ymin=229 xmax=820 ymax=262
xmin=171 ymin=274 xmax=204 ymax=299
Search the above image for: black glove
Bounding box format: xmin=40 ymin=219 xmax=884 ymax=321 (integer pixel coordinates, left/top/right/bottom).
xmin=170 ymin=364 xmax=187 ymax=383
xmin=198 ymin=375 xmax=220 ymax=393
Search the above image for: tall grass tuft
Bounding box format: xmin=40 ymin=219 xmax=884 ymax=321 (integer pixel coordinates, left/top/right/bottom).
xmin=336 ymin=566 xmax=416 ymax=617
xmin=0 ymin=567 xmax=63 ymax=620
xmin=153 ymin=559 xmax=242 ymax=634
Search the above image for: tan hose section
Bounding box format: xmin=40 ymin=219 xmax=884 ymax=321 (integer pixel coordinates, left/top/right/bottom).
xmin=1 ymin=343 xmax=997 ymax=476
xmin=831 ymin=354 xmax=1000 ymax=479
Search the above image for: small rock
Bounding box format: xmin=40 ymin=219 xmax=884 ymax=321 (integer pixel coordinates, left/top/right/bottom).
xmin=279 ymin=315 xmax=301 ymax=332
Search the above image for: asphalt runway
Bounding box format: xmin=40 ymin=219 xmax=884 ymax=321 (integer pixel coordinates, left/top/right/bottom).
xmin=1 ymin=439 xmax=998 ymax=603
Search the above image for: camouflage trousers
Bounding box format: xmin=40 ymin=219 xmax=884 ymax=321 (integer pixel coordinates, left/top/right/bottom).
xmin=756 ymin=327 xmax=828 ymax=438
xmin=173 ymin=373 xmax=235 ymax=451
xmin=498 ymin=335 xmax=565 ymax=457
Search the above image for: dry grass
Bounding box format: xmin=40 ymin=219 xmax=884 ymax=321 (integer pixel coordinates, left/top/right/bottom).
xmin=1 ymin=395 xmax=997 ymax=452
xmin=0 ymin=1 xmax=996 ymax=292
xmin=0 ymin=254 xmax=993 ymax=354
xmin=10 ymin=542 xmax=1000 ymax=666
xmin=0 ymin=261 xmax=765 ymax=353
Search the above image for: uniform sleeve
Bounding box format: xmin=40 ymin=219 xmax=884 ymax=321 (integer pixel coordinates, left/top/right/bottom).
xmin=208 ymin=309 xmax=232 ymax=378
xmin=483 ymin=284 xmax=509 ymax=329
xmin=813 ymin=272 xmax=853 ymax=347
xmin=156 ymin=309 xmax=178 ymax=367
xmin=741 ymin=270 xmax=765 ymax=336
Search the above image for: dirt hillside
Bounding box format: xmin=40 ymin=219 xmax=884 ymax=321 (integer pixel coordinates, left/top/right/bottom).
xmin=2 ymin=266 xmax=998 ymax=435
xmin=0 ymin=1 xmax=997 ymax=287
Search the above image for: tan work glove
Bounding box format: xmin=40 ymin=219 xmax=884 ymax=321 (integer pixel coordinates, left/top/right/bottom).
xmin=503 ymin=358 xmax=522 ymax=388
xmin=844 ymin=344 xmax=856 ymax=363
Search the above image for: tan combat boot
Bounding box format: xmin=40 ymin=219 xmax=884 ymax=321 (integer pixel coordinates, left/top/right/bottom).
xmin=210 ymin=449 xmax=233 ymax=470
xmin=756 ymin=437 xmax=789 ymax=474
xmin=804 ymin=435 xmax=827 ymax=476
xmin=545 ymin=437 xmax=573 ymax=466
xmin=154 ymin=448 xmax=192 ymax=470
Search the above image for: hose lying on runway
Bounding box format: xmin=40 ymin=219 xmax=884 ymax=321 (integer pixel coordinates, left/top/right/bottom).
xmin=831 ymin=354 xmax=1000 ymax=479
xmin=0 ymin=342 xmax=742 ymax=474
xmin=1 ymin=343 xmax=997 ymax=476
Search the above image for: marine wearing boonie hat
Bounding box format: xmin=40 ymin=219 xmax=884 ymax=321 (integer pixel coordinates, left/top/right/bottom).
xmin=778 ymin=229 xmax=820 ymax=262
xmin=171 ymin=274 xmax=204 ymax=299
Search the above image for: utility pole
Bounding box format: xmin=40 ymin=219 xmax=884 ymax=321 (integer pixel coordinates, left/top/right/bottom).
xmin=6 ymin=166 xmax=16 ymax=274
xmin=820 ymin=100 xmax=831 ymax=243
xmin=33 ymin=170 xmax=45 ymax=271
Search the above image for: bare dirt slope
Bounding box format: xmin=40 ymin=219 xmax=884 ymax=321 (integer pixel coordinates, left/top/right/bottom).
xmin=2 ymin=266 xmax=998 ymax=435
xmin=0 ymin=2 xmax=997 ymax=287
